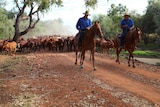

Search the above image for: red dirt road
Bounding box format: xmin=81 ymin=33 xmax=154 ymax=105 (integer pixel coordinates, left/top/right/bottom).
xmin=0 ymin=52 xmax=160 ymax=107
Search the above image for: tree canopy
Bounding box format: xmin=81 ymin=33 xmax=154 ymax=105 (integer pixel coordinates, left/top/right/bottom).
xmin=142 ymin=0 xmax=160 ymax=34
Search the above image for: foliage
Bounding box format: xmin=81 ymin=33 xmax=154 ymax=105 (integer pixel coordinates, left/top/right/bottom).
xmin=107 ymin=4 xmax=127 ymax=34
xmin=142 ymin=0 xmax=160 ymax=34
xmin=107 ymin=4 xmax=127 ymax=17
xmin=0 ymin=0 xmax=6 ymax=8
xmin=137 ymin=41 xmax=160 ymax=50
xmin=92 ymin=14 xmax=113 ymax=38
xmin=85 ymin=0 xmax=108 ymax=9
xmin=0 ymin=7 xmax=14 ymax=39
xmin=129 ymin=11 xmax=142 ymax=28
xmin=85 ymin=0 xmax=98 ymax=9
xmin=92 ymin=3 xmax=128 ymax=39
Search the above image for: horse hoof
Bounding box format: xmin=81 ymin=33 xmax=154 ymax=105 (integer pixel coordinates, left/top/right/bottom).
xmin=133 ymin=65 xmax=135 ymax=68
xmin=75 ymin=62 xmax=77 ymax=65
xmin=93 ymin=67 xmax=97 ymax=71
xmin=80 ymin=65 xmax=83 ymax=68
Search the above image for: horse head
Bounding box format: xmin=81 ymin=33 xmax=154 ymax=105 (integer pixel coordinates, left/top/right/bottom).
xmin=136 ymin=27 xmax=142 ymax=42
xmin=91 ymin=21 xmax=103 ymax=38
xmin=131 ymin=27 xmax=142 ymax=43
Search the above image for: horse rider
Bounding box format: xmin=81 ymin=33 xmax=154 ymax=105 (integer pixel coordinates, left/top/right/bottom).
xmin=76 ymin=10 xmax=92 ymax=48
xmin=120 ymin=13 xmax=134 ymax=47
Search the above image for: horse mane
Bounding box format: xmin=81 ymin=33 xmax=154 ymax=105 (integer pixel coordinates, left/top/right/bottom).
xmin=89 ymin=21 xmax=103 ymax=38
xmin=126 ymin=27 xmax=140 ymax=43
xmin=129 ymin=27 xmax=141 ymax=43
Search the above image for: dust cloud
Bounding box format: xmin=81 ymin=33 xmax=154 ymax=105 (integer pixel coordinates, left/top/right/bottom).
xmin=25 ymin=19 xmax=75 ymax=38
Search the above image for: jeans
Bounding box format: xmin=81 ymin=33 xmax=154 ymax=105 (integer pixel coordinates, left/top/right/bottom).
xmin=78 ymin=30 xmax=85 ymax=47
xmin=120 ymin=30 xmax=127 ymax=46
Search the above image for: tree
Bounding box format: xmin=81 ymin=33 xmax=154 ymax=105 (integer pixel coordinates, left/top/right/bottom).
xmin=85 ymin=0 xmax=108 ymax=9
xmin=11 ymin=0 xmax=62 ymax=42
xmin=92 ymin=4 xmax=127 ymax=38
xmin=129 ymin=10 xmax=143 ymax=28
xmin=0 ymin=7 xmax=14 ymax=39
xmin=141 ymin=0 xmax=160 ymax=45
xmin=142 ymin=0 xmax=160 ymax=34
xmin=0 ymin=0 xmax=6 ymax=8
xmin=107 ymin=4 xmax=128 ymax=35
xmin=92 ymin=14 xmax=113 ymax=38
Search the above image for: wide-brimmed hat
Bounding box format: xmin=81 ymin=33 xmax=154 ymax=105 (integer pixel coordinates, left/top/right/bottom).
xmin=124 ymin=13 xmax=130 ymax=17
xmin=83 ymin=10 xmax=90 ymax=15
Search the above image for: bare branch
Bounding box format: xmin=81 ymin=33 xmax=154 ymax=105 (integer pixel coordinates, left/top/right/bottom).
xmin=15 ymin=0 xmax=21 ymax=11
xmin=30 ymin=12 xmax=40 ymax=29
xmin=19 ymin=3 xmax=40 ymax=36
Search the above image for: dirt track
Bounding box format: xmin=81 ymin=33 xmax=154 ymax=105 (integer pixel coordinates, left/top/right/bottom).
xmin=0 ymin=52 xmax=160 ymax=107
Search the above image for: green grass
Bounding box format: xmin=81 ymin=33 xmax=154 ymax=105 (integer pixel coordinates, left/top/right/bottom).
xmin=121 ymin=42 xmax=160 ymax=58
xmin=123 ymin=50 xmax=160 ymax=58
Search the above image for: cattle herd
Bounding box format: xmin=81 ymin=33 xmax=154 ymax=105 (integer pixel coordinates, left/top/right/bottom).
xmin=0 ymin=35 xmax=115 ymax=56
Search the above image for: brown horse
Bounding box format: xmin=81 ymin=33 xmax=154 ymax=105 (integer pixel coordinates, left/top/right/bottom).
xmin=74 ymin=21 xmax=103 ymax=70
xmin=114 ymin=27 xmax=142 ymax=68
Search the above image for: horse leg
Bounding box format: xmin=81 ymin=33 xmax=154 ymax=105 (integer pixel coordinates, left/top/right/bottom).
xmin=116 ymin=48 xmax=121 ymax=64
xmin=130 ymin=52 xmax=135 ymax=68
xmin=132 ymin=55 xmax=135 ymax=68
xmin=127 ymin=49 xmax=132 ymax=67
xmin=115 ymin=48 xmax=119 ymax=62
xmin=89 ymin=51 xmax=92 ymax=61
xmin=128 ymin=55 xmax=131 ymax=67
xmin=128 ymin=50 xmax=135 ymax=68
xmin=79 ymin=51 xmax=83 ymax=65
xmin=91 ymin=50 xmax=96 ymax=71
xmin=80 ymin=51 xmax=85 ymax=68
xmin=75 ymin=51 xmax=78 ymax=65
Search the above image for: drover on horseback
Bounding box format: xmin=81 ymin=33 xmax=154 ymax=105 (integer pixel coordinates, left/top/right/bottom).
xmin=74 ymin=10 xmax=103 ymax=70
xmin=76 ymin=10 xmax=92 ymax=48
xmin=74 ymin=21 xmax=103 ymax=70
xmin=120 ymin=12 xmax=135 ymax=48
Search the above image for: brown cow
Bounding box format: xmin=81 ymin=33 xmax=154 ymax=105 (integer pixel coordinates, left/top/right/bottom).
xmin=3 ymin=40 xmax=17 ymax=56
xmin=100 ymin=38 xmax=114 ymax=54
xmin=66 ymin=36 xmax=74 ymax=52
xmin=17 ymin=37 xmax=28 ymax=52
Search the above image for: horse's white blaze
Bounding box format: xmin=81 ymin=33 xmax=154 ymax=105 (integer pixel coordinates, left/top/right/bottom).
xmin=138 ymin=30 xmax=142 ymax=41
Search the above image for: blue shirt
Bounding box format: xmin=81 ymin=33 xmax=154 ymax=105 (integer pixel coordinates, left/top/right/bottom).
xmin=120 ymin=18 xmax=134 ymax=31
xmin=76 ymin=17 xmax=92 ymax=30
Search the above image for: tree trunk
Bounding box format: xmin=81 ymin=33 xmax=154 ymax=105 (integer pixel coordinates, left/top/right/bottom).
xmin=12 ymin=13 xmax=21 ymax=42
xmin=12 ymin=32 xmax=21 ymax=43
